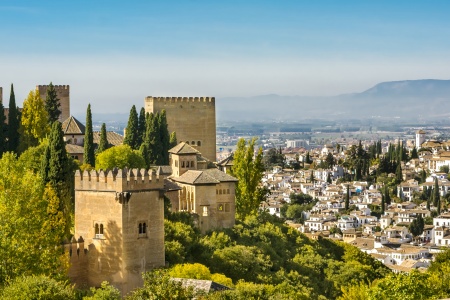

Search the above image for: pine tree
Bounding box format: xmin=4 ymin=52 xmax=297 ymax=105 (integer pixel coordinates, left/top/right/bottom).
xmin=124 ymin=105 xmax=139 ymax=150
xmin=137 ymin=107 xmax=146 ymax=147
xmin=158 ymin=110 xmax=170 ymax=165
xmin=7 ymin=84 xmax=20 ymax=153
xmin=84 ymin=104 xmax=95 ymax=166
xmin=0 ymin=99 xmax=6 ymax=156
xmin=169 ymin=131 xmax=177 ymax=149
xmin=44 ymin=82 xmax=61 ymax=123
xmin=97 ymin=123 xmax=109 ymax=154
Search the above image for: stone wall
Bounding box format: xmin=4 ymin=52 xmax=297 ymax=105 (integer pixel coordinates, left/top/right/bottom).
xmin=145 ymin=96 xmax=216 ymax=162
xmin=36 ymin=85 xmax=70 ymax=122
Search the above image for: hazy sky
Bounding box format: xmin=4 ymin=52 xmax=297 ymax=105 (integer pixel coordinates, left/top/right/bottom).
xmin=1 ymin=0 xmax=449 ymax=115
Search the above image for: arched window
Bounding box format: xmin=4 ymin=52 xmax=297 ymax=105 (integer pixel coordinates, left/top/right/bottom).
xmin=219 ymin=190 xmax=222 ymax=195
xmin=138 ymin=222 xmax=147 ymax=237
xmin=143 ymin=223 xmax=147 ymax=234
xmin=95 ymin=223 xmax=104 ymax=239
xmin=138 ymin=223 xmax=143 ymax=234
xmin=100 ymin=224 xmax=104 ymax=235
xmin=95 ymin=223 xmax=99 ymax=234
xmin=192 ymin=141 xmax=195 ymax=145
xmin=197 ymin=141 xmax=201 ymax=146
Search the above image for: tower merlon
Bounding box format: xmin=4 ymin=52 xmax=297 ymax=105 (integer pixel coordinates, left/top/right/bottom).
xmin=75 ymin=167 xmax=164 ymax=192
xmin=145 ymin=96 xmax=215 ymax=103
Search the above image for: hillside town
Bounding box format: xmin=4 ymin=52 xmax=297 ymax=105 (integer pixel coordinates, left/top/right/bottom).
xmin=253 ymin=130 xmax=450 ymax=274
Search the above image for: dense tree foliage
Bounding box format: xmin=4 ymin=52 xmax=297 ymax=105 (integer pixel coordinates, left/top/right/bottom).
xmin=0 ymin=275 xmax=75 ymax=300
xmin=84 ymin=104 xmax=95 ymax=166
xmin=169 ymin=131 xmax=178 ymax=149
xmin=0 ymin=99 xmax=6 ymax=156
xmin=124 ymin=105 xmax=139 ymax=149
xmin=96 ymin=123 xmax=109 ymax=154
xmin=0 ymin=154 xmax=68 ymax=284
xmin=263 ymin=147 xmax=285 ymax=169
xmin=44 ymin=82 xmax=62 ymax=124
xmin=95 ymin=145 xmax=146 ymax=170
xmin=137 ymin=107 xmax=146 ymax=146
xmin=231 ymin=138 xmax=266 ymax=218
xmin=18 ymin=90 xmax=49 ymax=153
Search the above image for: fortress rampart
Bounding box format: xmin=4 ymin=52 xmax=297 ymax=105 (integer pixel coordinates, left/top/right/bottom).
xmin=75 ymin=168 xmax=163 ymax=192
xmin=145 ymin=96 xmax=215 ymax=103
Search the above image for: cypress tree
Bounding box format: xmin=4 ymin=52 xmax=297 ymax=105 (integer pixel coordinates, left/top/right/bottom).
xmin=124 ymin=105 xmax=139 ymax=150
xmin=84 ymin=104 xmax=95 ymax=166
xmin=395 ymin=162 xmax=403 ymax=183
xmin=137 ymin=107 xmax=146 ymax=147
xmin=7 ymin=84 xmax=20 ymax=153
xmin=411 ymin=147 xmax=418 ymax=159
xmin=41 ymin=121 xmax=73 ymax=236
xmin=381 ymin=193 xmax=385 ymax=215
xmin=345 ymin=184 xmax=350 ymax=210
xmin=384 ymin=185 xmax=391 ymax=205
xmin=44 ymin=82 xmax=61 ymax=123
xmin=0 ymin=99 xmax=6 ymax=156
xmin=142 ymin=113 xmax=154 ymax=166
xmin=158 ymin=110 xmax=170 ymax=165
xmin=169 ymin=131 xmax=177 ymax=149
xmin=97 ymin=123 xmax=109 ymax=154
xmin=152 ymin=112 xmax=163 ymax=165
xmin=434 ymin=177 xmax=440 ymax=208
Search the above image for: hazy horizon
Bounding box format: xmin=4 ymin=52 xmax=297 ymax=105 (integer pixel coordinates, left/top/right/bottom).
xmin=1 ymin=1 xmax=450 ymax=115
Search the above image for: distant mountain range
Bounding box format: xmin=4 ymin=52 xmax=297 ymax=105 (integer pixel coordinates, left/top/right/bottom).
xmin=216 ymin=79 xmax=450 ymax=121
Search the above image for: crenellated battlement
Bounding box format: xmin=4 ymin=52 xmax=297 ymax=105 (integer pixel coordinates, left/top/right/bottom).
xmin=75 ymin=167 xmax=164 ymax=192
xmin=145 ymin=96 xmax=215 ymax=104
xmin=37 ymin=84 xmax=70 ymax=90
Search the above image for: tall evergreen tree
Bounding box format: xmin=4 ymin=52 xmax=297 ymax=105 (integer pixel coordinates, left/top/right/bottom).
xmin=381 ymin=194 xmax=385 ymax=214
xmin=0 ymin=99 xmax=6 ymax=156
xmin=345 ymin=184 xmax=350 ymax=210
xmin=433 ymin=177 xmax=440 ymax=208
xmin=384 ymin=185 xmax=391 ymax=205
xmin=84 ymin=104 xmax=95 ymax=166
xmin=137 ymin=107 xmax=146 ymax=146
xmin=395 ymin=162 xmax=403 ymax=183
xmin=44 ymin=82 xmax=61 ymax=123
xmin=124 ymin=105 xmax=139 ymax=150
xmin=7 ymin=84 xmax=20 ymax=153
xmin=41 ymin=121 xmax=74 ymax=236
xmin=158 ymin=110 xmax=170 ymax=165
xmin=169 ymin=131 xmax=177 ymax=149
xmin=411 ymin=147 xmax=418 ymax=159
xmin=97 ymin=123 xmax=109 ymax=154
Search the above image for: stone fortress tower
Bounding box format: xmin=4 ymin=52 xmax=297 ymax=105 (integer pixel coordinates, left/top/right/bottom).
xmin=145 ymin=96 xmax=216 ymax=162
xmin=69 ymin=168 xmax=165 ymax=296
xmin=36 ymin=84 xmax=70 ymax=122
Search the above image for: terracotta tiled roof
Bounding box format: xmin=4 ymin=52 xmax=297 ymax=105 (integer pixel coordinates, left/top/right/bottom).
xmin=173 ymin=170 xmax=219 ymax=184
xmin=93 ymin=131 xmax=124 ymax=146
xmin=65 ymin=144 xmax=84 ymax=154
xmin=62 ymin=116 xmax=85 ymax=135
xmin=169 ymin=142 xmax=199 ymax=155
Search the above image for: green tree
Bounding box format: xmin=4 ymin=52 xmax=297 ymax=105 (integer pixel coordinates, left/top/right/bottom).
xmin=124 ymin=105 xmax=139 ymax=150
xmin=0 ymin=98 xmax=6 ymax=156
xmin=169 ymin=131 xmax=178 ymax=149
xmin=158 ymin=110 xmax=170 ymax=165
xmin=96 ymin=123 xmax=109 ymax=154
xmin=345 ymin=184 xmax=350 ymax=210
xmin=84 ymin=104 xmax=95 ymax=166
xmin=409 ymin=215 xmax=424 ymax=240
xmin=7 ymin=84 xmax=20 ymax=153
xmin=95 ymin=145 xmax=146 ymax=170
xmin=0 ymin=154 xmax=68 ymax=283
xmin=18 ymin=140 xmax=48 ymax=173
xmin=0 ymin=275 xmax=75 ymax=300
xmin=326 ymin=152 xmax=335 ymax=169
xmin=396 ymin=162 xmax=403 ymax=183
xmin=18 ymin=90 xmax=49 ymax=153
xmin=410 ymin=146 xmax=418 ymax=159
xmin=137 ymin=107 xmax=146 ymax=147
xmin=41 ymin=122 xmax=75 ymax=236
xmin=433 ymin=177 xmax=440 ymax=210
xmin=44 ymin=82 xmax=61 ymax=123
xmin=126 ymin=269 xmax=195 ymax=300
xmin=84 ymin=281 xmax=121 ymax=300
xmin=381 ymin=193 xmax=385 ymax=214
xmin=231 ymin=138 xmax=266 ymax=218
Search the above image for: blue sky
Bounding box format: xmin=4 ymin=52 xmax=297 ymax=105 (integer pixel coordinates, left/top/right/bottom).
xmin=1 ymin=1 xmax=449 ymax=115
